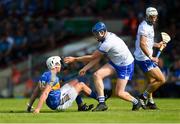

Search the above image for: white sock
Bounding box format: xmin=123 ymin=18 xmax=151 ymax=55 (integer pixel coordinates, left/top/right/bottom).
xmin=148 ymin=98 xmax=155 ymax=104
xmin=98 ymin=96 xmax=105 ymax=103
xmin=132 ymin=98 xmax=138 ymax=105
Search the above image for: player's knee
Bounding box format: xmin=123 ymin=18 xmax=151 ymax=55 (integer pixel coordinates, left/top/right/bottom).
xmin=160 ymin=76 xmax=166 ymax=85
xmin=158 ymin=76 xmax=166 ymax=85
xmin=115 ymin=91 xmax=124 ymax=98
xmin=78 ymin=82 xmax=85 ymax=88
xmin=93 ymin=72 xmax=101 ymax=79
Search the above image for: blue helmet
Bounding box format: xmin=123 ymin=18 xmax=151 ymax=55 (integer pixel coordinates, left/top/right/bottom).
xmin=92 ymin=22 xmax=107 ymax=33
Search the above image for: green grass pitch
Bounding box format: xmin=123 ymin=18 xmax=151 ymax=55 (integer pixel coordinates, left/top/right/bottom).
xmin=0 ymin=98 xmax=180 ymax=123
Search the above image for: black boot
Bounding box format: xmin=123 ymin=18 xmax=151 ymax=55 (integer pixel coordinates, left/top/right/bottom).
xmin=92 ymin=103 xmax=108 ymax=111
xmin=146 ymin=102 xmax=159 ymax=110
xmin=139 ymin=94 xmax=147 ymax=110
xmin=132 ymin=98 xmax=142 ymax=111
xmin=78 ymin=103 xmax=94 ymax=111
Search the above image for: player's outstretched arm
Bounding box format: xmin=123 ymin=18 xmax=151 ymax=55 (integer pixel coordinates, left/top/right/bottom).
xmin=27 ymin=85 xmax=40 ymax=112
xmin=79 ymin=58 xmax=101 ymax=76
xmin=64 ymin=50 xmax=103 ymax=64
xmin=34 ymin=85 xmax=52 ymax=114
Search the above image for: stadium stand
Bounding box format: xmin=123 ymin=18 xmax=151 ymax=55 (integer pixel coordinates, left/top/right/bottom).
xmin=0 ymin=0 xmax=179 ymax=98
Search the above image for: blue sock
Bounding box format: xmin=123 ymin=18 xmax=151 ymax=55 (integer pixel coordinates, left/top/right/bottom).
xmin=76 ymin=95 xmax=83 ymax=105
xmin=88 ymin=91 xmax=98 ymax=100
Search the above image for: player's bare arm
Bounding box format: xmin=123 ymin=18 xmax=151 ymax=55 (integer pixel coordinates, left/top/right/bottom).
xmin=64 ymin=50 xmax=103 ymax=64
xmin=79 ymin=58 xmax=101 ymax=76
xmin=34 ymin=84 xmax=52 ymax=114
xmin=140 ymin=35 xmax=151 ymax=57
xmin=153 ymin=42 xmax=166 ymax=49
xmin=27 ymin=85 xmax=40 ymax=112
xmin=140 ymin=35 xmax=158 ymax=62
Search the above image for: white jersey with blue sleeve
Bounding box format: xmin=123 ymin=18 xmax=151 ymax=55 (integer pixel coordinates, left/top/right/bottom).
xmin=134 ymin=20 xmax=155 ymax=61
xmin=98 ymin=32 xmax=134 ymax=66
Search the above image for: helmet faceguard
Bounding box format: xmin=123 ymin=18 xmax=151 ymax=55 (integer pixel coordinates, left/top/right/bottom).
xmin=46 ymin=56 xmax=61 ymax=70
xmin=92 ymin=22 xmax=107 ymax=41
xmin=146 ymin=7 xmax=158 ymax=25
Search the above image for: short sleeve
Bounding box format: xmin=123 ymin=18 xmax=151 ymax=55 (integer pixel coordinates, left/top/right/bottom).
xmin=138 ymin=24 xmax=148 ymax=37
xmin=40 ymin=73 xmax=55 ymax=86
xmin=98 ymin=42 xmax=110 ymax=53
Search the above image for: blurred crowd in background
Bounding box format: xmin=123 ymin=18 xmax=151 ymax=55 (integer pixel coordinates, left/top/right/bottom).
xmin=0 ymin=0 xmax=179 ymax=98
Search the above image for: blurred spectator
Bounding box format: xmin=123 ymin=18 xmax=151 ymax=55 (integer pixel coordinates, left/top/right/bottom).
xmin=103 ymin=76 xmax=112 ymax=99
xmin=24 ymin=69 xmax=40 ymax=97
xmin=170 ymin=58 xmax=180 ymax=97
xmin=0 ymin=32 xmax=13 ymax=65
xmin=13 ymin=27 xmax=28 ymax=59
xmin=158 ymin=58 xmax=170 ymax=81
xmin=11 ymin=65 xmax=21 ymax=85
xmin=0 ymin=0 xmax=179 ymax=98
xmin=40 ymin=20 xmax=55 ymax=49
xmin=27 ymin=23 xmax=45 ymax=52
xmin=8 ymin=64 xmax=21 ymax=98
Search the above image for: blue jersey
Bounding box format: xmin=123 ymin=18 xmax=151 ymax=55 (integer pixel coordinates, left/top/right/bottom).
xmin=39 ymin=71 xmax=61 ymax=110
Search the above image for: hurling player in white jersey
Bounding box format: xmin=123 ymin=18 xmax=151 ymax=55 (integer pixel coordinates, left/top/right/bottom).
xmin=134 ymin=7 xmax=166 ymax=109
xmin=64 ymin=22 xmax=142 ymax=111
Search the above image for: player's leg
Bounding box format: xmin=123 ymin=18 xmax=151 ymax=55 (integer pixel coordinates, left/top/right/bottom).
xmin=115 ymin=79 xmax=135 ymax=101
xmin=142 ymin=67 xmax=165 ymax=97
xmin=139 ymin=67 xmax=165 ymax=109
xmin=146 ymin=78 xmax=159 ymax=109
xmin=73 ymin=82 xmax=98 ymax=100
xmin=56 ymin=83 xmax=78 ymax=111
xmin=115 ymin=79 xmax=141 ymax=110
xmin=92 ymin=63 xmax=115 ymax=111
xmin=69 ymin=80 xmax=95 ymax=111
xmin=148 ymin=67 xmax=165 ymax=89
xmin=136 ymin=60 xmax=165 ymax=109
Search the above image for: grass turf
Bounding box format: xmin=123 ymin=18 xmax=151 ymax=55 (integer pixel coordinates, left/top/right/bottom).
xmin=0 ymin=98 xmax=180 ymax=123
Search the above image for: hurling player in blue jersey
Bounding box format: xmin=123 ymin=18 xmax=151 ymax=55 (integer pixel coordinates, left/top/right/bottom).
xmin=27 ymin=56 xmax=97 ymax=113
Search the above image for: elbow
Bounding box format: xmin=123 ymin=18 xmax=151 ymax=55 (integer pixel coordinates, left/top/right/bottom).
xmin=92 ymin=55 xmax=101 ymax=60
xmin=140 ymin=43 xmax=146 ymax=49
xmin=92 ymin=56 xmax=98 ymax=60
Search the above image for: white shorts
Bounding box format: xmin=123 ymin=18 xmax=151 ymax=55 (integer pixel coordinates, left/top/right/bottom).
xmin=56 ymin=84 xmax=78 ymax=110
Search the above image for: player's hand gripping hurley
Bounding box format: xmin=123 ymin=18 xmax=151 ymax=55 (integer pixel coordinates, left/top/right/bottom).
xmin=156 ymin=32 xmax=171 ymax=58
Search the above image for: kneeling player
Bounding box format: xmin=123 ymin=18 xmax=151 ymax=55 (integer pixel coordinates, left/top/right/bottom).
xmin=26 ymin=56 xmax=97 ymax=113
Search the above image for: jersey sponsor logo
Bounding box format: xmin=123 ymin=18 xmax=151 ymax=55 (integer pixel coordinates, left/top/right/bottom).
xmin=39 ymin=80 xmax=46 ymax=89
xmin=60 ymin=94 xmax=70 ymax=105
xmin=52 ymin=83 xmax=60 ymax=90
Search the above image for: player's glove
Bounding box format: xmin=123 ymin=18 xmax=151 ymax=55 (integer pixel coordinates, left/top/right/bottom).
xmin=26 ymin=103 xmax=34 ymax=112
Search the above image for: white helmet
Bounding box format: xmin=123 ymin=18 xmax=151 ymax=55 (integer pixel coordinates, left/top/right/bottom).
xmin=146 ymin=7 xmax=158 ymax=17
xmin=46 ymin=56 xmax=61 ymax=70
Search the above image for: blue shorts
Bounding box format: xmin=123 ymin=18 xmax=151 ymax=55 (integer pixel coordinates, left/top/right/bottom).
xmin=46 ymin=90 xmax=61 ymax=110
xmin=135 ymin=59 xmax=157 ymax=73
xmin=109 ymin=61 xmax=134 ymax=80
